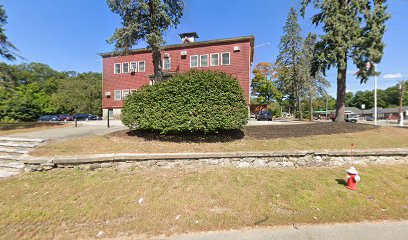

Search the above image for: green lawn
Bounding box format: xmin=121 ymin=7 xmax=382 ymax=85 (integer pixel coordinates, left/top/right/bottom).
xmin=1 ymin=165 xmax=407 ymax=239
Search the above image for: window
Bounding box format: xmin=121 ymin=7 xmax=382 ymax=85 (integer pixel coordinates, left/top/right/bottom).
xmin=210 ymin=53 xmax=219 ymax=66
xmin=221 ymin=52 xmax=230 ymax=65
xmin=130 ymin=89 xmax=137 ymax=93
xmin=130 ymin=62 xmax=137 ymax=72
xmin=114 ymin=63 xmax=121 ymax=74
xmin=163 ymin=57 xmax=171 ymax=70
xmin=122 ymin=89 xmax=130 ymax=99
xmin=114 ymin=90 xmax=121 ymax=100
xmin=122 ymin=62 xmax=129 ymax=73
xmin=200 ymin=55 xmax=209 ymax=67
xmin=138 ymin=61 xmax=145 ymax=72
xmin=190 ymin=55 xmax=198 ymax=68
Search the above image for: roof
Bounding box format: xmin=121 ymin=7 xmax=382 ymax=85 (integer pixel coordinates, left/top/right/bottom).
xmin=99 ymin=35 xmax=255 ymax=63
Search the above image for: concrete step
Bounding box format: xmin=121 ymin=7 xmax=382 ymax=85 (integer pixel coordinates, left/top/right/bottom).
xmin=0 ymin=137 xmax=45 ymax=143
xmin=0 ymin=154 xmax=23 ymax=161
xmin=0 ymin=147 xmax=29 ymax=154
xmin=0 ymin=161 xmax=24 ymax=169
xmin=0 ymin=168 xmax=21 ymax=178
xmin=0 ymin=142 xmax=39 ymax=148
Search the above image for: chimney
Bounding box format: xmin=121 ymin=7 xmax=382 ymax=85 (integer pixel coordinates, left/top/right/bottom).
xmin=178 ymin=32 xmax=199 ymax=44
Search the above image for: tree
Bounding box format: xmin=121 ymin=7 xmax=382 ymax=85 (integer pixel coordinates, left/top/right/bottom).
xmin=345 ymin=92 xmax=354 ymax=107
xmin=276 ymin=7 xmax=304 ymax=120
xmin=300 ymin=33 xmax=330 ymax=121
xmin=122 ymin=70 xmax=248 ymax=133
xmin=251 ymin=62 xmax=283 ymax=105
xmin=301 ymin=0 xmax=390 ymax=121
xmin=106 ymin=0 xmax=184 ymax=82
xmin=52 ymin=73 xmax=102 ymax=115
xmin=0 ymin=5 xmax=18 ymax=61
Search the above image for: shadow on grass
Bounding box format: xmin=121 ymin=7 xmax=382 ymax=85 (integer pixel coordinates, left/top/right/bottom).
xmin=126 ymin=129 xmax=245 ymax=143
xmin=0 ymin=122 xmax=64 ymax=131
xmin=335 ymin=178 xmax=347 ymax=186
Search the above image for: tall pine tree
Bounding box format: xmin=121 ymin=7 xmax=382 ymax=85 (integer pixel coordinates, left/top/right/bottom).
xmin=107 ymin=0 xmax=184 ymax=82
xmin=301 ymin=0 xmax=390 ymax=121
xmin=276 ymin=7 xmax=304 ymax=120
xmin=0 ymin=5 xmax=18 ymax=61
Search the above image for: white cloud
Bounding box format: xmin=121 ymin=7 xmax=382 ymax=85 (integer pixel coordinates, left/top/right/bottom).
xmin=383 ymin=73 xmax=403 ymax=79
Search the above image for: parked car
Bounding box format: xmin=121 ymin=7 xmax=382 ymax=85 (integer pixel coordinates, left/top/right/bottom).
xmin=56 ymin=114 xmax=74 ymax=121
xmin=345 ymin=114 xmax=358 ymax=123
xmin=366 ymin=116 xmax=374 ymax=121
xmin=74 ymin=114 xmax=97 ymax=121
xmin=38 ymin=115 xmax=59 ymax=122
xmin=256 ymin=110 xmax=273 ymax=121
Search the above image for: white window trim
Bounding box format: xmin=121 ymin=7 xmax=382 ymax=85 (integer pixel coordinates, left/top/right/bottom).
xmin=114 ymin=90 xmax=122 ymax=101
xmin=163 ymin=57 xmax=171 ymax=70
xmin=138 ymin=60 xmax=145 ymax=72
xmin=221 ymin=52 xmax=230 ymax=66
xmin=114 ymin=63 xmax=121 ymax=74
xmin=190 ymin=55 xmax=199 ymax=68
xmin=200 ymin=54 xmax=209 ymax=67
xmin=210 ymin=53 xmax=219 ymax=66
xmin=122 ymin=62 xmax=130 ymax=73
xmin=130 ymin=61 xmax=138 ymax=72
xmin=130 ymin=89 xmax=137 ymax=93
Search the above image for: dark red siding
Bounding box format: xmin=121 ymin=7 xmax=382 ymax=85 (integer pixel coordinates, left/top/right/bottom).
xmin=102 ymin=39 xmax=252 ymax=109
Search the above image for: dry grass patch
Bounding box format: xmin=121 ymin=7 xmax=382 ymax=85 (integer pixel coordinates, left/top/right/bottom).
xmin=0 ymin=165 xmax=407 ymax=239
xmin=0 ymin=122 xmax=67 ymax=136
xmin=32 ymin=125 xmax=408 ymax=157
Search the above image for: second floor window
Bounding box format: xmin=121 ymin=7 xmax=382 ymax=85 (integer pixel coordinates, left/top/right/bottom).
xmin=221 ymin=52 xmax=230 ymax=65
xmin=210 ymin=53 xmax=219 ymax=66
xmin=200 ymin=55 xmax=209 ymax=67
xmin=164 ymin=57 xmax=171 ymax=70
xmin=130 ymin=62 xmax=137 ymax=72
xmin=190 ymin=55 xmax=198 ymax=68
xmin=122 ymin=62 xmax=129 ymax=73
xmin=114 ymin=63 xmax=121 ymax=74
xmin=139 ymin=61 xmax=145 ymax=72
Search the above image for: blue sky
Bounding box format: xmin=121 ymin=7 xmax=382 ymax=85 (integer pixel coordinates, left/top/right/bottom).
xmin=2 ymin=0 xmax=408 ymax=97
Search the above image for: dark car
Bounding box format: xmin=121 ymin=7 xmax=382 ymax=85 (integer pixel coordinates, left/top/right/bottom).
xmin=74 ymin=114 xmax=97 ymax=121
xmin=256 ymin=110 xmax=273 ymax=121
xmin=366 ymin=116 xmax=374 ymax=121
xmin=38 ymin=115 xmax=58 ymax=122
xmin=56 ymin=114 xmax=74 ymax=121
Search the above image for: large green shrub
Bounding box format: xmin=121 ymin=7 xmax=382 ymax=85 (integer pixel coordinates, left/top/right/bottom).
xmin=122 ymin=70 xmax=248 ymax=133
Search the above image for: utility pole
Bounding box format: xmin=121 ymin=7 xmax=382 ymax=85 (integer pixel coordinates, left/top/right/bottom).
xmin=374 ymin=64 xmax=378 ymax=125
xmin=399 ymin=80 xmax=405 ymax=127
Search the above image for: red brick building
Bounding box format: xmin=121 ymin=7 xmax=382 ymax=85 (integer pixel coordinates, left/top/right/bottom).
xmin=99 ymin=33 xmax=254 ymax=118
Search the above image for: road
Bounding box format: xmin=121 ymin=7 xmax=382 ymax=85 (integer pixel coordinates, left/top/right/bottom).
xmin=168 ymin=221 xmax=408 ymax=240
xmin=7 ymin=120 xmax=127 ymax=140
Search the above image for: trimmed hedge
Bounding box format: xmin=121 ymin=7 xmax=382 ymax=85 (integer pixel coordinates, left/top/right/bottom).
xmin=122 ymin=70 xmax=248 ymax=133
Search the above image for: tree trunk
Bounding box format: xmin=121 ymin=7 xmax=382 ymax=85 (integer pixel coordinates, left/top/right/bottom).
xmin=309 ymin=93 xmax=314 ymax=122
xmin=335 ymin=54 xmax=347 ymax=122
xmin=149 ymin=0 xmax=163 ymax=82
xmin=152 ymin=46 xmax=163 ymax=82
xmin=296 ymin=85 xmax=303 ymax=120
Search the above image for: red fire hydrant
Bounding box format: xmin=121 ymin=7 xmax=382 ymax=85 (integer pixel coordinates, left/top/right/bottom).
xmin=346 ymin=167 xmax=360 ymax=190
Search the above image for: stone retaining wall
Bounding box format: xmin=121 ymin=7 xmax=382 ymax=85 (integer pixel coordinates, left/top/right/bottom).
xmin=23 ymin=149 xmax=408 ymax=172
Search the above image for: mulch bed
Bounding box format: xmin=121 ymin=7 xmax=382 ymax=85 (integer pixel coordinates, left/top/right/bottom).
xmin=107 ymin=122 xmax=379 ymax=142
xmin=244 ymin=122 xmax=379 ymax=140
